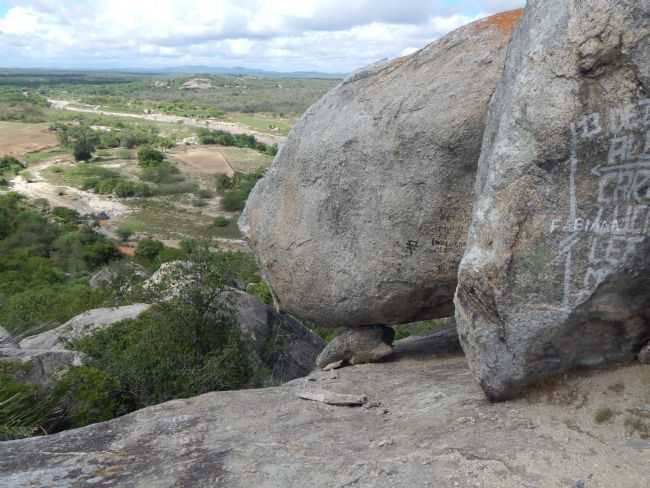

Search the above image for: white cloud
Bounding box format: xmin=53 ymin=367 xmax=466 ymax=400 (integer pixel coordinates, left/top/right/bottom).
xmin=0 ymin=0 xmax=524 ymax=71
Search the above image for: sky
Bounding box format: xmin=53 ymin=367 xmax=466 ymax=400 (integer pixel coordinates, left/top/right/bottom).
xmin=0 ymin=0 xmax=524 ymax=73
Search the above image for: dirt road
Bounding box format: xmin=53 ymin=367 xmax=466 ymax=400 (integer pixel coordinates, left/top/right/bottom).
xmin=48 ymin=99 xmax=286 ymax=146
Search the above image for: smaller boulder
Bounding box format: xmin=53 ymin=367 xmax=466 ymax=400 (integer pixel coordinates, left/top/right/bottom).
xmin=228 ymin=290 xmax=326 ymax=382
xmin=89 ymin=262 xmax=150 ymax=289
xmin=316 ymin=325 xmax=395 ymax=370
xmin=0 ymin=348 xmax=86 ymax=389
xmin=639 ymin=344 xmax=650 ymax=365
xmin=19 ymin=304 xmax=151 ymax=350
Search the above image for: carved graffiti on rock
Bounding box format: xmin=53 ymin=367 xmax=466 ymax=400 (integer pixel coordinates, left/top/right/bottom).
xmin=551 ymin=99 xmax=650 ymax=308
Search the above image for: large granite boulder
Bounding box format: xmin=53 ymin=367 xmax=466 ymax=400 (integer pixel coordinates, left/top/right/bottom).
xmin=240 ymin=10 xmax=522 ymax=328
xmin=19 ymin=304 xmax=152 ymax=351
xmin=455 ymin=0 xmax=650 ymax=401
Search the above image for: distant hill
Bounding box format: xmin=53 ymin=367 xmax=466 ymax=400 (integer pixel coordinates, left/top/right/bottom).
xmin=0 ymin=66 xmax=345 ymax=80
xmin=131 ymin=65 xmax=346 ymax=79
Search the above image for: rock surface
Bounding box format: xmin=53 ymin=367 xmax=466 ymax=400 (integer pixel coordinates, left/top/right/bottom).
xmin=240 ymin=10 xmax=522 ymax=328
xmin=229 ymin=290 xmax=326 ymax=382
xmin=316 ymin=325 xmax=395 ymax=369
xmin=639 ymin=343 xmax=650 ymax=364
xmin=19 ymin=304 xmax=152 ymax=351
xmin=2 ymin=347 xmax=649 ymax=487
xmin=0 ymin=348 xmax=85 ymax=389
xmin=455 ymin=0 xmax=650 ymax=400
xmin=0 ymin=326 xmax=15 ymax=347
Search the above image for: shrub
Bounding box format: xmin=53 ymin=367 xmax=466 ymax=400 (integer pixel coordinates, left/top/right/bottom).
xmin=136 ymin=239 xmax=164 ymax=260
xmin=0 ymin=284 xmax=106 ymax=336
xmin=72 ymin=246 xmax=257 ymax=409
xmin=73 ymin=140 xmax=96 ymax=163
xmin=246 ymin=281 xmax=273 ymax=305
xmin=51 ymin=207 xmax=80 ymax=224
xmin=214 ymin=216 xmax=230 ymax=227
xmin=215 ymin=173 xmax=236 ymax=191
xmin=49 ymin=367 xmax=127 ymax=429
xmin=117 ymin=226 xmax=134 ymax=242
xmin=0 ymin=371 xmax=50 ymax=440
xmin=0 ymin=155 xmax=23 ymax=174
xmin=137 ymin=146 xmax=164 ymax=167
xmin=113 ymin=181 xmax=153 ymax=198
xmin=594 ymin=407 xmax=614 ymax=424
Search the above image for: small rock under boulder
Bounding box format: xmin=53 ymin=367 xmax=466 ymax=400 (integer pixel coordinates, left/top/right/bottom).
xmin=455 ymin=0 xmax=650 ymax=400
xmin=241 ymin=10 xmax=522 ymax=328
xmin=316 ymin=325 xmax=395 ymax=370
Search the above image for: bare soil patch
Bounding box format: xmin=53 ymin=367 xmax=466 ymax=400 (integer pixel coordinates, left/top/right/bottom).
xmin=0 ymin=122 xmax=58 ymax=157
xmin=169 ymin=146 xmax=235 ymax=177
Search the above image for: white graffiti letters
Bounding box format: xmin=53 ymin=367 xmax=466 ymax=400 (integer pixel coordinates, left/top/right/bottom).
xmin=555 ymin=99 xmax=650 ymax=308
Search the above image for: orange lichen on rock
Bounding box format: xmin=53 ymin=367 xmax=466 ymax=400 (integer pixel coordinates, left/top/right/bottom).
xmin=472 ymin=9 xmax=524 ymax=35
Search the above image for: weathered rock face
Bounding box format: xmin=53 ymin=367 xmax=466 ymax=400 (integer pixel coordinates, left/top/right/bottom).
xmin=2 ymin=348 xmax=649 ymax=487
xmin=0 ymin=326 xmax=15 ymax=347
xmin=0 ymin=348 xmax=86 ymax=389
xmin=240 ymin=10 xmax=522 ymax=328
xmin=19 ymin=304 xmax=152 ymax=351
xmin=455 ymin=0 xmax=650 ymax=401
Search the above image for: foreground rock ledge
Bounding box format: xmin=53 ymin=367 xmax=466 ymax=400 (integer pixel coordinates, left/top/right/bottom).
xmin=2 ymin=347 xmax=649 ymax=487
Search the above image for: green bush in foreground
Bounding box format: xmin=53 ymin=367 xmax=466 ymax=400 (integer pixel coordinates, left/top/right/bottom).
xmin=49 ymin=367 xmax=128 ymax=428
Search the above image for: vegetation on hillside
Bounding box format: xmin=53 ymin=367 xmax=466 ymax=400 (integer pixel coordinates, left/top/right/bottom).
xmin=0 ymin=193 xmax=119 ymax=336
xmin=0 ymin=88 xmax=49 ymax=123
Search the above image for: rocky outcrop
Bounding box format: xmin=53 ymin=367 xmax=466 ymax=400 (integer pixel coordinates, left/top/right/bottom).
xmin=2 ymin=348 xmax=649 ymax=487
xmin=240 ymin=10 xmax=522 ymax=328
xmin=455 ymin=0 xmax=650 ymax=400
xmin=0 ymin=326 xmax=15 ymax=347
xmin=19 ymin=304 xmax=152 ymax=351
xmin=230 ymin=290 xmax=326 ymax=382
xmin=0 ymin=348 xmax=85 ymax=389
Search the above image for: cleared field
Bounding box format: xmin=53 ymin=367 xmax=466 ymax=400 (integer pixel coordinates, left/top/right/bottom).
xmin=117 ymin=199 xmax=241 ymax=241
xmin=169 ymin=145 xmax=235 ymax=178
xmin=219 ymin=146 xmax=273 ymax=173
xmin=224 ymin=112 xmax=297 ymax=136
xmin=0 ymin=122 xmax=58 ymax=157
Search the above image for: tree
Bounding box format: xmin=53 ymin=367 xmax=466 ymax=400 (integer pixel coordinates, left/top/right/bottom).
xmin=73 ymin=140 xmax=95 ymax=162
xmin=136 ymin=239 xmax=163 ymax=261
xmin=137 ymin=146 xmax=164 ymax=167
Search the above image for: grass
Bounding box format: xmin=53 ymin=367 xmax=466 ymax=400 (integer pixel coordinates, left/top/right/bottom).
xmin=394 ymin=319 xmax=448 ymax=341
xmin=118 ymin=199 xmax=242 ymax=241
xmin=24 ymin=148 xmax=67 ymax=165
xmin=219 ymin=146 xmax=273 ymax=173
xmin=594 ymin=407 xmax=614 ymax=424
xmin=225 ymin=112 xmax=297 ymax=136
